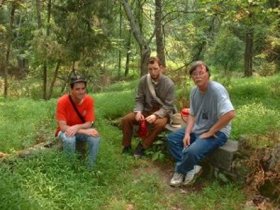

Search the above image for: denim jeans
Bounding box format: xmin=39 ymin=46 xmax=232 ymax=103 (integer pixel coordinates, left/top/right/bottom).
xmin=58 ymin=131 xmax=100 ymax=168
xmin=167 ymin=127 xmax=227 ymax=174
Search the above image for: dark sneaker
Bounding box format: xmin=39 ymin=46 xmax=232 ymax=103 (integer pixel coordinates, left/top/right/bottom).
xmin=122 ymin=145 xmax=132 ymax=155
xmin=133 ymin=143 xmax=145 ymax=158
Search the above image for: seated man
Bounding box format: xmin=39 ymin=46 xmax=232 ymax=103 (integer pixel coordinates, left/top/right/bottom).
xmin=55 ymin=74 xmax=100 ymax=168
xmin=168 ymin=61 xmax=235 ymax=187
xmin=121 ymin=56 xmax=176 ymax=157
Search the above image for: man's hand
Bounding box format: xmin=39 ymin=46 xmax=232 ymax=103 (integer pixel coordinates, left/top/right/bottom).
xmin=135 ymin=111 xmax=145 ymax=121
xmin=200 ymin=131 xmax=214 ymax=139
xmin=65 ymin=125 xmax=80 ymax=137
xmin=145 ymin=114 xmax=157 ymax=124
xmin=183 ymin=133 xmax=190 ymax=148
xmin=85 ymin=128 xmax=99 ymax=137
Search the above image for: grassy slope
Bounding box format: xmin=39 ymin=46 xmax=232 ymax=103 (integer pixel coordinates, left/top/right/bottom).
xmin=1 ymin=74 xmax=279 ymax=209
xmin=0 ymin=98 xmax=56 ymax=153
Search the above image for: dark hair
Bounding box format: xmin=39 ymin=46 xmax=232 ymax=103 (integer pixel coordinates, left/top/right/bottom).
xmin=189 ymin=61 xmax=210 ymax=77
xmin=148 ymin=56 xmax=162 ymax=66
xmin=70 ymin=74 xmax=87 ymax=88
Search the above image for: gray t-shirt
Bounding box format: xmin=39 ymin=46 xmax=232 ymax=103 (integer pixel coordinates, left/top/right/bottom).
xmin=190 ymin=81 xmax=234 ymax=137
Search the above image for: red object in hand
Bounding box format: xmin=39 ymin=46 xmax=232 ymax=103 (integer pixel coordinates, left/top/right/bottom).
xmin=138 ymin=120 xmax=148 ymax=138
xmin=181 ymin=108 xmax=190 ymax=123
xmin=181 ymin=108 xmax=190 ymax=117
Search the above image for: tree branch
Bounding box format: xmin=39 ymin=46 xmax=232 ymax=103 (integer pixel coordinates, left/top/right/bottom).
xmin=120 ymin=0 xmax=147 ymax=47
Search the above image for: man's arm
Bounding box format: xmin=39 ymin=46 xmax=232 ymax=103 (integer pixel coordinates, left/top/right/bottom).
xmin=200 ymin=110 xmax=235 ymax=139
xmin=58 ymin=121 xmax=92 ymax=137
xmin=182 ymin=115 xmax=195 ymax=147
xmin=133 ymin=78 xmax=146 ymax=121
xmin=134 ymin=78 xmax=145 ymax=113
xmin=78 ymin=128 xmax=99 ymax=137
xmin=185 ymin=115 xmax=195 ymax=135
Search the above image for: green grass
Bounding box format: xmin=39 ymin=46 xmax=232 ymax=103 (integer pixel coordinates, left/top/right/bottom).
xmin=1 ymin=74 xmax=280 ymax=209
xmin=183 ymin=181 xmax=245 ymax=210
xmin=228 ymin=75 xmax=280 ymax=138
xmin=101 ymin=80 xmax=138 ymax=93
xmin=0 ymin=98 xmax=56 ymax=153
xmin=95 ymin=90 xmax=135 ymax=120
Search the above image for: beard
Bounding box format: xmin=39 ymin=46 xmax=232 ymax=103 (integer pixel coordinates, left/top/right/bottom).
xmin=151 ymin=74 xmax=160 ymax=81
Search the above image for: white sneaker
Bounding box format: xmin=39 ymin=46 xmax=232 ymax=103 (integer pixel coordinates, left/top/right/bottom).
xmin=169 ymin=172 xmax=184 ymax=187
xmin=183 ymin=165 xmax=202 ymax=186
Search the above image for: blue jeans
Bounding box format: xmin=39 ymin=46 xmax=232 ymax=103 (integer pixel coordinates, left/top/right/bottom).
xmin=167 ymin=127 xmax=227 ymax=174
xmin=58 ymin=132 xmax=100 ymax=168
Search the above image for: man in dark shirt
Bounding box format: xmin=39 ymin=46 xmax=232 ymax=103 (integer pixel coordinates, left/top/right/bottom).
xmin=121 ymin=57 xmax=175 ymax=157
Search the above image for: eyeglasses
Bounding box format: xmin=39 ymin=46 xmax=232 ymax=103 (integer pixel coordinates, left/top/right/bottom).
xmin=191 ymin=70 xmax=207 ymax=77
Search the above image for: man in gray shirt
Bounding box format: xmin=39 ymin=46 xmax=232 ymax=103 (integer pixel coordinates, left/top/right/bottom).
xmin=168 ymin=61 xmax=235 ymax=187
xmin=121 ymin=57 xmax=175 ymax=157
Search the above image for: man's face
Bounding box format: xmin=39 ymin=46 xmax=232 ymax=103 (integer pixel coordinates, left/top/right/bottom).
xmin=71 ymin=82 xmax=86 ymax=102
xmin=148 ymin=62 xmax=162 ymax=80
xmin=191 ymin=64 xmax=209 ymax=88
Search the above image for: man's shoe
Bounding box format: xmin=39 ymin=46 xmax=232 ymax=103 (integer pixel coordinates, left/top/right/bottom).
xmin=122 ymin=145 xmax=132 ymax=155
xmin=183 ymin=165 xmax=202 ymax=186
xmin=133 ymin=143 xmax=145 ymax=158
xmin=170 ymin=172 xmax=184 ymax=187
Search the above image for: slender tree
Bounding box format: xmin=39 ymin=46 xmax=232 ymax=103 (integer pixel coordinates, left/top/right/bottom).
xmin=118 ymin=2 xmax=122 ymax=78
xmin=155 ymin=0 xmax=165 ymax=67
xmin=124 ymin=29 xmax=132 ymax=77
xmin=120 ymin=0 xmax=151 ymax=76
xmin=244 ymin=26 xmax=253 ymax=77
xmin=3 ymin=2 xmax=16 ymax=98
xmin=35 ymin=0 xmax=52 ymax=99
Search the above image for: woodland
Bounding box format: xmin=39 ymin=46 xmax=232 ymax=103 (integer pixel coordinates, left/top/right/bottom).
xmin=0 ymin=0 xmax=279 ymax=98
xmin=0 ymin=0 xmax=280 ymax=209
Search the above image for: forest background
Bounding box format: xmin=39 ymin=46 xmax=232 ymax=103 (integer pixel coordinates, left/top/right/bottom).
xmin=0 ymin=0 xmax=279 ymax=99
xmin=0 ymin=0 xmax=280 ymax=209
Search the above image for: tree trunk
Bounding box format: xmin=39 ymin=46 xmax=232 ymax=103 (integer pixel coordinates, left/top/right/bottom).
xmin=35 ymin=0 xmax=42 ymax=28
xmin=244 ymin=27 xmax=253 ymax=77
xmin=118 ymin=2 xmax=122 ymax=79
xmin=136 ymin=0 xmax=143 ymax=34
xmin=121 ymin=0 xmax=151 ymax=76
xmin=60 ymin=67 xmax=75 ymax=94
xmin=46 ymin=0 xmax=51 ymax=36
xmin=140 ymin=47 xmax=151 ymax=76
xmin=36 ymin=0 xmax=52 ymax=99
xmin=47 ymin=60 xmax=61 ymax=99
xmin=3 ymin=3 xmax=16 ymax=98
xmin=155 ymin=0 xmax=166 ymax=67
xmin=124 ymin=30 xmax=132 ymax=77
xmin=43 ymin=0 xmax=52 ymax=99
xmin=35 ymin=0 xmax=46 ymax=99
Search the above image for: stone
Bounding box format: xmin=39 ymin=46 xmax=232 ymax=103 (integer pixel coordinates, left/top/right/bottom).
xmin=208 ymin=140 xmax=239 ymax=171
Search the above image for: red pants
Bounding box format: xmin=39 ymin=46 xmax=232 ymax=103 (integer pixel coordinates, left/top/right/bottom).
xmin=121 ymin=111 xmax=168 ymax=149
